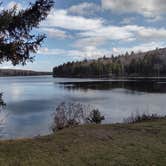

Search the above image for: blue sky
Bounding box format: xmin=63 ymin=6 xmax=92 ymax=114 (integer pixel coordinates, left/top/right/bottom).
xmin=1 ymin=0 xmax=166 ymax=71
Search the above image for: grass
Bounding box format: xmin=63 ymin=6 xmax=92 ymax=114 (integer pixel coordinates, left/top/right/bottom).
xmin=0 ymin=119 xmax=166 ymax=166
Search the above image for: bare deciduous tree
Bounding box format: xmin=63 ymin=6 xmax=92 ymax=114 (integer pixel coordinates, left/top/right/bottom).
xmin=53 ymin=102 xmax=105 ymax=131
xmin=53 ymin=102 xmax=88 ymax=131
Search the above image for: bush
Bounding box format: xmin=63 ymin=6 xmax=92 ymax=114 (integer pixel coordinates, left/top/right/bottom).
xmin=53 ymin=102 xmax=105 ymax=131
xmin=0 ymin=93 xmax=6 ymax=109
xmin=86 ymin=109 xmax=105 ymax=124
xmin=124 ymin=112 xmax=165 ymax=124
xmin=53 ymin=102 xmax=89 ymax=131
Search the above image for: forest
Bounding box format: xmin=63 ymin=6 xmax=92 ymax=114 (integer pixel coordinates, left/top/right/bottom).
xmin=53 ymin=47 xmax=166 ymax=78
xmin=0 ymin=69 xmax=51 ymax=76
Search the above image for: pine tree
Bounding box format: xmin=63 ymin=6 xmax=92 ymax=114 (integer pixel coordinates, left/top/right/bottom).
xmin=0 ymin=0 xmax=54 ymax=66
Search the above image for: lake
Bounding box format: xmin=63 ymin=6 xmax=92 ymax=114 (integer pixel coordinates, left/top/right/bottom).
xmin=0 ymin=76 xmax=166 ymax=139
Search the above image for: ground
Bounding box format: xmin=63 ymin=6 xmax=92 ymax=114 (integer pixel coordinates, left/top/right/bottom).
xmin=0 ymin=119 xmax=166 ymax=166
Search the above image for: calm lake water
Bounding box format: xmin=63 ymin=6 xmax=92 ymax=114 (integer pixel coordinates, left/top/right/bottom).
xmin=0 ymin=75 xmax=166 ymax=139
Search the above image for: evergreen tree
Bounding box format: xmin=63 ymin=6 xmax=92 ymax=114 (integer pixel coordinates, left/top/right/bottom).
xmin=0 ymin=0 xmax=54 ymax=65
xmin=0 ymin=0 xmax=54 ymax=107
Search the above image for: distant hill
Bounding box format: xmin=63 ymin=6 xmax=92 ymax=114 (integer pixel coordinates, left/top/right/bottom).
xmin=0 ymin=69 xmax=52 ymax=77
xmin=53 ymin=47 xmax=166 ymax=78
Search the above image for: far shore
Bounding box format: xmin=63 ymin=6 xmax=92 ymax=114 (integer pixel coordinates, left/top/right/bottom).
xmin=53 ymin=75 xmax=166 ymax=80
xmin=0 ymin=74 xmax=52 ymax=77
xmin=0 ymin=68 xmax=52 ymax=77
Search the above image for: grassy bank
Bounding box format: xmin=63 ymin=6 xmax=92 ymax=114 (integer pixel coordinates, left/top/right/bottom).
xmin=0 ymin=119 xmax=166 ymax=166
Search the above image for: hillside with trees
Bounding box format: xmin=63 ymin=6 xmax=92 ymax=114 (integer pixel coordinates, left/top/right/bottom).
xmin=53 ymin=48 xmax=166 ymax=78
xmin=0 ymin=69 xmax=51 ymax=77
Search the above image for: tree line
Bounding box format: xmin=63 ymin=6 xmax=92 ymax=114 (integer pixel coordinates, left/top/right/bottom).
xmin=53 ymin=48 xmax=166 ymax=78
xmin=0 ymin=69 xmax=51 ymax=76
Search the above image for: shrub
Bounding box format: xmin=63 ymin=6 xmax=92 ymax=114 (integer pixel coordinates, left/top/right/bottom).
xmin=124 ymin=112 xmax=165 ymax=124
xmin=52 ymin=102 xmax=89 ymax=131
xmin=53 ymin=102 xmax=105 ymax=131
xmin=87 ymin=109 xmax=105 ymax=124
xmin=0 ymin=93 xmax=6 ymax=109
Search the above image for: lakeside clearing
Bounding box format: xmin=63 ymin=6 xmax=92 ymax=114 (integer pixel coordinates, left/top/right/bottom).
xmin=0 ymin=119 xmax=166 ymax=166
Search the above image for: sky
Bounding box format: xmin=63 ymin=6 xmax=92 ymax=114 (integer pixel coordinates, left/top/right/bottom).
xmin=0 ymin=0 xmax=166 ymax=71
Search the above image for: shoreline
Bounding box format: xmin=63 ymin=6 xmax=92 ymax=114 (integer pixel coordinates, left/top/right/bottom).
xmin=0 ymin=119 xmax=165 ymax=165
xmin=0 ymin=74 xmax=52 ymax=77
xmin=0 ymin=117 xmax=165 ymax=141
xmin=53 ymin=75 xmax=166 ymax=80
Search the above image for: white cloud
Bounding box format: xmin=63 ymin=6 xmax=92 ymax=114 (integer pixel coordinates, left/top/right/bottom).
xmin=38 ymin=40 xmax=166 ymax=60
xmin=41 ymin=9 xmax=103 ymax=31
xmin=41 ymin=7 xmax=166 ymax=50
xmin=38 ymin=47 xmax=66 ymax=56
xmin=38 ymin=47 xmax=84 ymax=58
xmin=120 ymin=17 xmax=135 ymax=25
xmin=3 ymin=1 xmax=164 ymax=65
xmin=7 ymin=1 xmax=23 ymax=10
xmin=0 ymin=1 xmax=23 ymax=11
xmin=124 ymin=25 xmax=166 ymax=40
xmin=38 ymin=46 xmax=111 ymax=59
xmin=40 ymin=6 xmax=166 ymax=52
xmin=41 ymin=28 xmax=69 ymax=39
xmin=101 ymin=0 xmax=166 ymax=20
xmin=74 ymin=27 xmax=134 ymax=49
xmin=74 ymin=37 xmax=107 ymax=48
xmin=78 ymin=25 xmax=135 ymax=41
xmin=67 ymin=2 xmax=101 ymax=16
xmin=79 ymin=46 xmax=111 ymax=58
xmin=75 ymin=25 xmax=166 ymax=49
xmin=112 ymin=42 xmax=166 ymax=55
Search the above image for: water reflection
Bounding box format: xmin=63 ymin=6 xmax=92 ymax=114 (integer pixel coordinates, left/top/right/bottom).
xmin=61 ymin=80 xmax=166 ymax=93
xmin=0 ymin=76 xmax=165 ymax=139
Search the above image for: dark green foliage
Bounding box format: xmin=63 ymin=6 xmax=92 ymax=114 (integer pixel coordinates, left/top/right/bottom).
xmin=87 ymin=109 xmax=105 ymax=124
xmin=53 ymin=60 xmax=121 ymax=78
xmin=0 ymin=69 xmax=51 ymax=76
xmin=53 ymin=48 xmax=166 ymax=78
xmin=0 ymin=0 xmax=54 ymax=65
